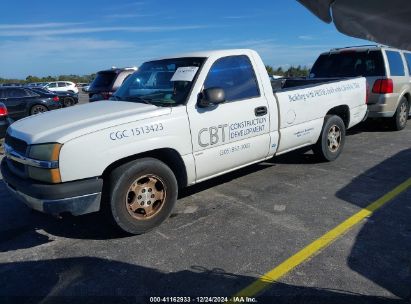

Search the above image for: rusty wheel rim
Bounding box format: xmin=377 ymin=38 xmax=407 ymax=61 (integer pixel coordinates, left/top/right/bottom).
xmin=125 ymin=174 xmax=167 ymax=220
xmin=327 ymin=125 xmax=341 ymax=153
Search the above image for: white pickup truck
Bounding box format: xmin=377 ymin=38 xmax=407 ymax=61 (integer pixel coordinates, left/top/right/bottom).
xmin=1 ymin=49 xmax=367 ymax=234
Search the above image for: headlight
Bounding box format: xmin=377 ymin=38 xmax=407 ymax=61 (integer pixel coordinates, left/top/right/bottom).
xmin=28 ymin=143 xmax=62 ymax=183
xmin=29 ymin=143 xmax=62 ymax=161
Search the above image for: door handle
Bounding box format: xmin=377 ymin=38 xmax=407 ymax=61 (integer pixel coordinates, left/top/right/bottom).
xmin=254 ymin=106 xmax=267 ymax=116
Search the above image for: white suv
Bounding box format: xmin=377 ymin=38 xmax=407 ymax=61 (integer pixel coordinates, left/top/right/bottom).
xmin=43 ymin=81 xmax=79 ymax=94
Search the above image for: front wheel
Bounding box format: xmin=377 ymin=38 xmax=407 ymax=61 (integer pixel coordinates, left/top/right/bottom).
xmin=313 ymin=115 xmax=346 ymax=162
xmin=107 ymin=158 xmax=178 ymax=234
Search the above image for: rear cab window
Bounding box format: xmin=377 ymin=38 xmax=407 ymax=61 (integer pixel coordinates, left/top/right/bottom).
xmin=310 ymin=50 xmax=385 ymax=78
xmin=385 ymin=50 xmax=405 ymax=76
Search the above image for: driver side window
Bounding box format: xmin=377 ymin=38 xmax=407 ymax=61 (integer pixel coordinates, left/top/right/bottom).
xmin=204 ymin=55 xmax=260 ymax=102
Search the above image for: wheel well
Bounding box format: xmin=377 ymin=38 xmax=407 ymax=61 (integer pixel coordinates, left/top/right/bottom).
xmin=326 ymin=105 xmax=350 ymax=128
xmin=102 ymin=148 xmax=188 ymax=189
xmin=402 ymin=93 xmax=410 ymax=107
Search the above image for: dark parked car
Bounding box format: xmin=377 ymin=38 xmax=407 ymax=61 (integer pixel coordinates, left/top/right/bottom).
xmin=88 ymin=67 xmax=137 ymax=102
xmin=28 ymin=87 xmax=78 ymax=107
xmin=0 ymin=87 xmax=62 ymax=120
xmin=0 ymin=83 xmax=22 ymax=87
xmin=0 ymin=103 xmax=12 ymax=139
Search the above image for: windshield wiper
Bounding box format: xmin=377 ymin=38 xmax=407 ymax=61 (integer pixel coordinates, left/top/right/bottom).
xmin=122 ymin=96 xmax=155 ymax=105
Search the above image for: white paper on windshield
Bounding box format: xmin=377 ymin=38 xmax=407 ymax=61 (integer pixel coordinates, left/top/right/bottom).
xmin=170 ymin=66 xmax=199 ymax=82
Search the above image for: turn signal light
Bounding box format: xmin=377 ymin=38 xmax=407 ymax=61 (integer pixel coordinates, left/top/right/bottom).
xmin=372 ymin=79 xmax=393 ymax=94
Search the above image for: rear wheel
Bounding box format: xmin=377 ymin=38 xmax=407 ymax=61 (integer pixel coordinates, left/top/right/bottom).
xmin=107 ymin=158 xmax=178 ymax=234
xmin=30 ymin=104 xmax=48 ymax=115
xmin=313 ymin=115 xmax=346 ymax=162
xmin=63 ymin=97 xmax=75 ymax=107
xmin=391 ymin=97 xmax=409 ymax=131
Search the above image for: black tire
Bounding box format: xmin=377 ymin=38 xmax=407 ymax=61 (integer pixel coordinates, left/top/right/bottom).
xmin=0 ymin=138 xmax=4 ymax=155
xmin=30 ymin=104 xmax=48 ymax=115
xmin=107 ymin=158 xmax=178 ymax=234
xmin=313 ymin=115 xmax=346 ymax=162
xmin=63 ymin=97 xmax=75 ymax=107
xmin=391 ymin=97 xmax=409 ymax=131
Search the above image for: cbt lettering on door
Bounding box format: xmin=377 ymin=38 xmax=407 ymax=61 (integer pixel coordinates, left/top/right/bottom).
xmin=198 ymin=124 xmax=228 ymax=147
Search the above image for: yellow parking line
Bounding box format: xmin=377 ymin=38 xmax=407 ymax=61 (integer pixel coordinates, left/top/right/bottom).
xmin=232 ymin=177 xmax=411 ymax=298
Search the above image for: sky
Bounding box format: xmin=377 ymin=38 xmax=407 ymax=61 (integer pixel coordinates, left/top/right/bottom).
xmin=0 ymin=0 xmax=369 ymax=79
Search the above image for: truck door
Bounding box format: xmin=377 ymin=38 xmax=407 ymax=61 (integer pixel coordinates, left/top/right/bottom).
xmin=187 ymin=55 xmax=270 ymax=181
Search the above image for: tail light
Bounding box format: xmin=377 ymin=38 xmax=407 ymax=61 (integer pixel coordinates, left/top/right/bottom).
xmin=101 ymin=92 xmax=112 ymax=99
xmin=0 ymin=105 xmax=8 ymax=116
xmin=372 ymin=79 xmax=393 ymax=94
xmin=52 ymin=96 xmax=60 ymax=102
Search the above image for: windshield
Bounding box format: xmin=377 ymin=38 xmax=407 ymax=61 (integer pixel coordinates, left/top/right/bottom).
xmin=113 ymin=57 xmax=206 ymax=106
xmin=310 ymin=50 xmax=385 ymax=78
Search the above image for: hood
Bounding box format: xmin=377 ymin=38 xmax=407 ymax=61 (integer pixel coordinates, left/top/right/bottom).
xmin=8 ymin=101 xmax=171 ymax=144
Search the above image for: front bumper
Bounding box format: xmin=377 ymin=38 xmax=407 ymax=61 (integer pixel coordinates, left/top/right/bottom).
xmin=1 ymin=159 xmax=103 ymax=215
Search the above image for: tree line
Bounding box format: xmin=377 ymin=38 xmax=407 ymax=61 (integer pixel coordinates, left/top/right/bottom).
xmin=0 ymin=74 xmax=96 ymax=85
xmin=265 ymin=65 xmax=310 ymax=77
xmin=0 ymin=65 xmax=310 ymax=85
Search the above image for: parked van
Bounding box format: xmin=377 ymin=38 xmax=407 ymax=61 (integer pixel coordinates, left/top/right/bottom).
xmin=310 ymin=45 xmax=411 ymax=130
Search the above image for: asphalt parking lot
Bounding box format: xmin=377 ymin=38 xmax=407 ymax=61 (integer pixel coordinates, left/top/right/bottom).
xmin=0 ymin=98 xmax=410 ymax=303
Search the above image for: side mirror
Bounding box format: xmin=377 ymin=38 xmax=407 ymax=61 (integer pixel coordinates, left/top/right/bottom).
xmin=197 ymin=87 xmax=226 ymax=108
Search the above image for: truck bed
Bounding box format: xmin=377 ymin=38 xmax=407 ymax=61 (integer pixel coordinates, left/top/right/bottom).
xmin=271 ymin=77 xmax=345 ymax=92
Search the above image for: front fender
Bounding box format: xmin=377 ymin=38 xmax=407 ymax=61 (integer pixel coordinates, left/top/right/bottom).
xmin=59 ymin=109 xmax=193 ymax=182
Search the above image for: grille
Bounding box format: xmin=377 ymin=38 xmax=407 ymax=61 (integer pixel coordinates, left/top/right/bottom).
xmin=5 ymin=133 xmax=28 ymax=155
xmin=10 ymin=159 xmax=25 ymax=172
